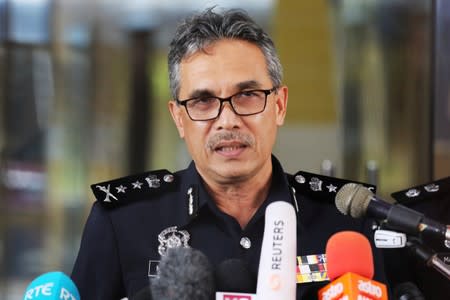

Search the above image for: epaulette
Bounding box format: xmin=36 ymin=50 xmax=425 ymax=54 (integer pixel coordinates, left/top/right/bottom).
xmin=289 ymin=170 xmax=376 ymax=203
xmin=91 ymin=169 xmax=176 ymax=208
xmin=391 ymin=176 xmax=450 ymax=205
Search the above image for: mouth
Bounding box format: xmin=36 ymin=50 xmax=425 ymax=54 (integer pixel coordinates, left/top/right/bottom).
xmin=206 ymin=131 xmax=254 ymax=157
xmin=214 ymin=142 xmax=248 ymax=156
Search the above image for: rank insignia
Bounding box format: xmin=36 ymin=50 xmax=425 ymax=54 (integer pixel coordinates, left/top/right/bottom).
xmin=391 ymin=176 xmax=450 ymax=206
xmin=296 ymin=254 xmax=329 ymax=284
xmin=91 ymin=169 xmax=175 ymax=207
xmin=290 ymin=171 xmax=376 ymax=204
xmin=158 ymin=226 xmax=190 ymax=256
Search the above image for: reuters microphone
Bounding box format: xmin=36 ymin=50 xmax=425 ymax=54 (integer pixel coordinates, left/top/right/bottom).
xmin=256 ymin=201 xmax=297 ymax=300
xmin=318 ymin=231 xmax=388 ymax=300
xmin=23 ymin=271 xmax=80 ymax=300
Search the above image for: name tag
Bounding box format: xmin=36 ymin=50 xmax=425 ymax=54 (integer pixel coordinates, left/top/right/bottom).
xmin=148 ymin=260 xmax=160 ymax=278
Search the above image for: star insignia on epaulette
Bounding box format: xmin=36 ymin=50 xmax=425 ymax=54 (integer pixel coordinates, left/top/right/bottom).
xmin=116 ymin=185 xmax=127 ymax=193
xmin=326 ymin=184 xmax=337 ymax=193
xmin=132 ymin=181 xmax=143 ymax=189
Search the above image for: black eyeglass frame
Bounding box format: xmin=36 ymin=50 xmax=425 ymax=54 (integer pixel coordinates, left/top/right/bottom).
xmin=175 ymin=87 xmax=278 ymax=121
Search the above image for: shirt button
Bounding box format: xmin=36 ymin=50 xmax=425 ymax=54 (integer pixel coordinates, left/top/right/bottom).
xmin=240 ymin=237 xmax=251 ymax=249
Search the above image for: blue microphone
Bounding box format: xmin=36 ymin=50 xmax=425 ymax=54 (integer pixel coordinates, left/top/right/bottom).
xmin=23 ymin=271 xmax=80 ymax=300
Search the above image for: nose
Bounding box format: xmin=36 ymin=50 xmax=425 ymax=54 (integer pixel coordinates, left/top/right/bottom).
xmin=215 ymin=101 xmax=241 ymax=129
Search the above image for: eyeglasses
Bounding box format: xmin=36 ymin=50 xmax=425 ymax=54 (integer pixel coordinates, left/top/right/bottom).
xmin=176 ymin=87 xmax=278 ymax=121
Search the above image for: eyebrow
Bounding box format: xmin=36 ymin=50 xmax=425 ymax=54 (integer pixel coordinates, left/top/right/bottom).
xmin=236 ymin=80 xmax=262 ymax=90
xmin=187 ymin=89 xmax=216 ymax=99
xmin=186 ymin=80 xmax=263 ymax=99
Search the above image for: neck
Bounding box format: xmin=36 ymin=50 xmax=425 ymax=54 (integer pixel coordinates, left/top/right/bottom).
xmin=203 ymin=170 xmax=272 ymax=229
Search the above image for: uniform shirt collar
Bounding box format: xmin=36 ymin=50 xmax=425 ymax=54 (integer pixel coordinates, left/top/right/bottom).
xmin=177 ymin=155 xmax=294 ymax=228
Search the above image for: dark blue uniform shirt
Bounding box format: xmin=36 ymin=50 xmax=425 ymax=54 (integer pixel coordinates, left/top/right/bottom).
xmin=72 ymin=155 xmax=387 ymax=299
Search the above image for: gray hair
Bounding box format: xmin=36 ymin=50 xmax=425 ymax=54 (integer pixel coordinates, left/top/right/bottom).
xmin=168 ymin=7 xmax=283 ymax=99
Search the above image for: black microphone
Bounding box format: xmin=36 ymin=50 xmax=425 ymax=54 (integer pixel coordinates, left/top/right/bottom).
xmin=405 ymin=238 xmax=450 ymax=280
xmin=214 ymin=258 xmax=256 ymax=293
xmin=130 ymin=286 xmax=153 ymax=300
xmin=335 ymin=183 xmax=450 ymax=242
xmin=393 ymin=282 xmax=425 ymax=300
xmin=151 ymin=247 xmax=215 ymax=300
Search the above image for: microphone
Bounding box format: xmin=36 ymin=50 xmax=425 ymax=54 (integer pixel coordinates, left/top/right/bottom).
xmin=335 ymin=183 xmax=450 ymax=242
xmin=130 ymin=286 xmax=153 ymax=300
xmin=318 ymin=231 xmax=388 ymax=300
xmin=393 ymin=282 xmax=425 ymax=300
xmin=151 ymin=247 xmax=215 ymax=300
xmin=215 ymin=258 xmax=256 ymax=293
xmin=406 ymin=238 xmax=450 ymax=280
xmin=23 ymin=271 xmax=80 ymax=300
xmin=256 ymin=201 xmax=297 ymax=300
xmin=215 ymin=259 xmax=257 ymax=300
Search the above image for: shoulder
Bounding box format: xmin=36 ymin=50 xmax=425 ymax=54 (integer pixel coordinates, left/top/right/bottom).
xmin=90 ymin=169 xmax=182 ymax=208
xmin=287 ymin=170 xmax=377 ymax=203
xmin=390 ymin=176 xmax=450 ymax=224
xmin=391 ymin=176 xmax=450 ymax=206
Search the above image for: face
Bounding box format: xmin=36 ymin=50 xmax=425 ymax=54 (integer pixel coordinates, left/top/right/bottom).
xmin=169 ymin=39 xmax=288 ymax=185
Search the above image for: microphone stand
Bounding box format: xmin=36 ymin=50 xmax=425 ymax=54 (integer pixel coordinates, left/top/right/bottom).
xmin=406 ymin=238 xmax=450 ymax=281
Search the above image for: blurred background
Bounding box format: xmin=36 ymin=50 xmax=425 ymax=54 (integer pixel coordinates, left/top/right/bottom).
xmin=0 ymin=0 xmax=449 ymax=298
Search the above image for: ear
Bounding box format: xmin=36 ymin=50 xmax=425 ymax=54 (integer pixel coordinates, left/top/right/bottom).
xmin=168 ymin=100 xmax=185 ymax=138
xmin=275 ymin=85 xmax=288 ymax=126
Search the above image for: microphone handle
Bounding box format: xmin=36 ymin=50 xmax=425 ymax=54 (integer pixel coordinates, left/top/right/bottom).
xmin=428 ymin=255 xmax=450 ymax=281
xmin=394 ymin=282 xmax=425 ymax=300
xmin=407 ymin=240 xmax=450 ymax=281
xmin=377 ymin=201 xmax=448 ymax=240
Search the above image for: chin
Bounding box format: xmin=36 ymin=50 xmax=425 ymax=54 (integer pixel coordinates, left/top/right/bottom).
xmin=212 ymin=164 xmax=253 ymax=181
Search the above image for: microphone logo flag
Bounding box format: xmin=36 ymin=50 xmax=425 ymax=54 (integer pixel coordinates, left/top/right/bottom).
xmin=318 ymin=271 xmax=387 ymax=300
xmin=215 ymin=292 xmax=256 ymax=300
xmin=23 ymin=271 xmax=80 ymax=300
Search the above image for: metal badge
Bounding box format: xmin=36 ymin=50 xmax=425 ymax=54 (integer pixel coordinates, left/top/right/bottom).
xmin=116 ymin=185 xmax=127 ymax=193
xmin=164 ymin=174 xmax=174 ymax=183
xmin=187 ymin=187 xmax=194 ymax=216
xmin=157 ymin=226 xmax=190 ymax=256
xmin=326 ymin=184 xmax=337 ymax=193
xmin=424 ymin=183 xmax=439 ymax=193
xmin=132 ymin=180 xmax=143 ymax=189
xmin=405 ymin=188 xmax=420 ymax=198
xmin=295 ymin=175 xmax=306 ymax=184
xmin=96 ymin=184 xmax=118 ymax=202
xmin=146 ymin=175 xmax=161 ymax=188
xmin=309 ymin=177 xmax=323 ymax=192
xmin=290 ymin=186 xmax=300 ymax=213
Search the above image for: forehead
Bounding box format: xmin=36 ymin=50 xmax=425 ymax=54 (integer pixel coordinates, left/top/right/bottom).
xmin=178 ymin=39 xmax=270 ymax=96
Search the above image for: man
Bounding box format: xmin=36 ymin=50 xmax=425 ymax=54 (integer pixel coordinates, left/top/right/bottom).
xmin=72 ymin=7 xmax=387 ymax=299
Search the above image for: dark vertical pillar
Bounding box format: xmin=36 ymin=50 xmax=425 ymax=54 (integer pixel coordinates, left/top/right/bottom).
xmin=128 ymin=30 xmax=153 ymax=173
xmin=432 ymin=0 xmax=450 ymax=179
xmin=0 ymin=1 xmax=7 ymax=297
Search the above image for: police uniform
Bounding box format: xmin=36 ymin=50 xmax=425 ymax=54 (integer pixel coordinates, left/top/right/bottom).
xmin=71 ymin=155 xmax=387 ymax=299
xmin=383 ymin=176 xmax=450 ymax=299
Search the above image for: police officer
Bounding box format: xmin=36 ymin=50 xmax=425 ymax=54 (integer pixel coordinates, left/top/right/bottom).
xmin=71 ymin=7 xmax=388 ymax=299
xmin=384 ymin=176 xmax=450 ymax=300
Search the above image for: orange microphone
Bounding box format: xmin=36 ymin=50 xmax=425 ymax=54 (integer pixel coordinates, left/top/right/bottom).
xmin=318 ymin=231 xmax=388 ymax=300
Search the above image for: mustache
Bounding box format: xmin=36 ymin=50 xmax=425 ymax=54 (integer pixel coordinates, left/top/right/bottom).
xmin=206 ymin=131 xmax=255 ymax=150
